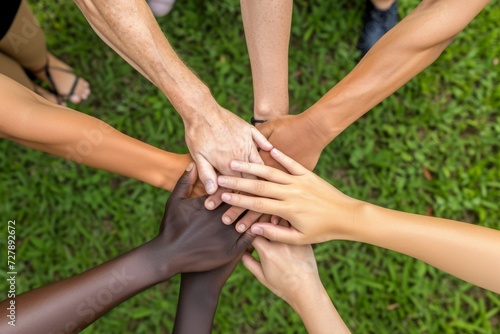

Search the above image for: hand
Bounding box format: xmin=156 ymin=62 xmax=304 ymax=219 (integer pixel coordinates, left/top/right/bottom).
xmin=242 ymin=235 xmax=320 ymax=307
xmin=217 ymin=148 xmax=362 ymax=244
xmin=184 ymin=105 xmax=272 ymax=194
xmin=206 ymin=113 xmax=326 ymax=231
xmin=243 ymin=233 xmax=351 ymax=334
xmin=156 ymin=163 xmax=254 ymax=275
xmin=256 ymin=113 xmax=327 ymax=171
xmin=204 ymin=113 xmax=325 ymax=230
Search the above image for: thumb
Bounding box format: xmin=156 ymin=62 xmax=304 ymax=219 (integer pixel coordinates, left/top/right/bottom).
xmin=170 ymin=163 xmax=197 ymax=201
xmin=250 ymin=223 xmax=302 ymax=244
xmin=194 ymin=155 xmax=218 ymax=195
xmin=234 ymin=230 xmax=256 ymax=254
xmin=242 ymin=253 xmax=266 ymax=283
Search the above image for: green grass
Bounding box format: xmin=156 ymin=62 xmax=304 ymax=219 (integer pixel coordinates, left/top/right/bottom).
xmin=1 ymin=0 xmax=499 ymax=333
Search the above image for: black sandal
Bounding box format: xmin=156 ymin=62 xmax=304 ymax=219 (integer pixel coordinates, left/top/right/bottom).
xmin=31 ymin=58 xmax=80 ymax=105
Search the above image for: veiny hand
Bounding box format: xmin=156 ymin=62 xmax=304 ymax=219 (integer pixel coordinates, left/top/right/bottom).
xmin=157 ymin=163 xmax=254 ymax=274
xmin=242 ymin=235 xmax=320 ymax=306
xmin=217 ymin=148 xmax=362 ymax=244
xmin=184 ymin=105 xmax=272 ymax=195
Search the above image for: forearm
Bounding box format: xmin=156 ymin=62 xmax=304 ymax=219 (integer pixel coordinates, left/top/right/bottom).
xmin=173 ymin=275 xmax=222 ymax=334
xmin=0 ymin=240 xmax=169 ymax=333
xmin=352 ymin=203 xmax=500 ymax=293
xmin=241 ymin=0 xmax=292 ymax=120
xmin=0 ymin=80 xmax=191 ymax=191
xmin=74 ymin=0 xmax=216 ymax=122
xmin=306 ymin=0 xmax=490 ymax=142
xmin=290 ymin=280 xmax=350 ymax=334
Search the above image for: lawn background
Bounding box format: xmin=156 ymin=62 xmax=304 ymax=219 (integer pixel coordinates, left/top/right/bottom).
xmin=0 ymin=0 xmax=499 ymax=333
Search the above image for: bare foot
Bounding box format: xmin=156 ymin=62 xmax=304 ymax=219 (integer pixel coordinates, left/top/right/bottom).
xmin=31 ymin=53 xmax=91 ymax=104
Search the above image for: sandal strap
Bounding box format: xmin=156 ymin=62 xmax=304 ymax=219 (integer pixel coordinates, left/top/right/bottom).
xmin=31 ymin=57 xmax=80 ymax=100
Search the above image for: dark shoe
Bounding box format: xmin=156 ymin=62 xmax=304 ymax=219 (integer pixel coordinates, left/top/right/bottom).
xmin=357 ymin=0 xmax=399 ymax=56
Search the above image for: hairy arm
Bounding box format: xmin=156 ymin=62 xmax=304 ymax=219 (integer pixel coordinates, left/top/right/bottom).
xmin=73 ymin=0 xmax=272 ymax=195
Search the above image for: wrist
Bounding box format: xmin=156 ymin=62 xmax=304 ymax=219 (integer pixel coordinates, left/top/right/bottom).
xmin=175 ymin=86 xmax=219 ymax=127
xmin=344 ymin=201 xmax=378 ymax=244
xmin=287 ymin=276 xmax=327 ymax=313
xmin=253 ymin=100 xmax=289 ymax=121
xmin=146 ymin=237 xmax=178 ymax=281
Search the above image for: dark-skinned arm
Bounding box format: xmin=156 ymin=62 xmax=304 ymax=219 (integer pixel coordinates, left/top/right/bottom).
xmin=0 ymin=164 xmax=253 ymax=333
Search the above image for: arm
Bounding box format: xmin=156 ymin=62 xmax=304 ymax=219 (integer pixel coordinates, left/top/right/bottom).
xmin=253 ymin=0 xmax=491 ymax=171
xmin=0 ymin=165 xmax=254 ymax=333
xmin=241 ymin=0 xmax=292 ymax=120
xmin=243 ymin=236 xmax=350 ymax=333
xmin=0 ymin=74 xmax=191 ymax=192
xmin=217 ymin=148 xmax=500 ymax=293
xmin=73 ymin=0 xmax=272 ymax=194
xmin=173 ymin=257 xmax=242 ymax=334
xmin=305 ymin=0 xmax=491 ymax=141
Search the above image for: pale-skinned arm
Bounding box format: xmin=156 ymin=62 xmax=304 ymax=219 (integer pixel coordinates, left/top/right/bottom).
xmin=73 ymin=0 xmax=272 ymax=194
xmin=218 ymin=149 xmax=500 ymax=293
xmin=243 ymin=236 xmax=350 ymax=333
xmin=241 ymin=0 xmax=292 ymax=120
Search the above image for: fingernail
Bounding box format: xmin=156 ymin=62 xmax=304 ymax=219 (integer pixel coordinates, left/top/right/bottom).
xmin=206 ymin=201 xmax=215 ymax=209
xmin=186 ymin=162 xmax=194 ymax=171
xmin=271 ymin=148 xmax=280 ymax=157
xmin=221 ymin=193 xmax=231 ymax=201
xmin=205 ymin=180 xmax=216 ymax=194
xmin=218 ymin=176 xmax=227 ymax=185
xmin=223 ymin=216 xmax=232 ymax=224
xmin=237 ymin=224 xmax=246 ymax=233
xmin=230 ymin=161 xmax=242 ymax=170
xmin=251 ymin=226 xmax=263 ymax=235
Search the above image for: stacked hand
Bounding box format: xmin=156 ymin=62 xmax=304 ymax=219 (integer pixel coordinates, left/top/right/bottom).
xmin=205 ymin=113 xmax=328 ymax=232
xmin=154 ymin=162 xmax=255 ymax=277
xmin=184 ymin=105 xmax=272 ymax=194
xmin=217 ymin=148 xmax=361 ymax=244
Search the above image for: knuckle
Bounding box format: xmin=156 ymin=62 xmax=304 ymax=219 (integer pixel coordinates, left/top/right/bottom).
xmin=254 ymin=180 xmax=266 ymax=194
xmin=252 ymin=198 xmax=266 ymax=213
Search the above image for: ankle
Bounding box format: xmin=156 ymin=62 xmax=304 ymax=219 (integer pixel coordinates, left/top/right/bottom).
xmin=370 ymin=0 xmax=396 ymax=11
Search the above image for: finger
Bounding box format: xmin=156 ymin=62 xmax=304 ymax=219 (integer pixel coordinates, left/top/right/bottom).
xmin=195 ymin=156 xmax=218 ymax=194
xmin=227 ymin=159 xmax=291 ymax=184
xmin=251 ymin=235 xmax=270 ymax=254
xmin=250 ymin=223 xmax=304 ymax=245
xmin=218 ymin=175 xmax=287 ymax=200
xmin=271 ymin=215 xmax=280 ymax=225
xmin=204 ymin=186 xmax=226 ymax=210
xmin=269 ymin=148 xmax=308 ymax=176
xmin=278 ymin=218 xmax=291 ymax=228
xmin=235 ymin=230 xmax=256 ymax=254
xmin=220 ymin=192 xmax=283 ymax=218
xmin=221 ymin=205 xmax=247 ymax=225
xmin=169 ymin=163 xmax=197 ymax=200
xmin=250 ymin=126 xmax=273 ymax=151
xmin=242 ymin=253 xmax=266 ymax=283
xmin=235 ymin=210 xmax=263 ymax=233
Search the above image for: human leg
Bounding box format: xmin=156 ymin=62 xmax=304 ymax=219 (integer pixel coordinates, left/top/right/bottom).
xmin=357 ymin=0 xmax=399 ymax=56
xmin=0 ymin=0 xmax=90 ymax=103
